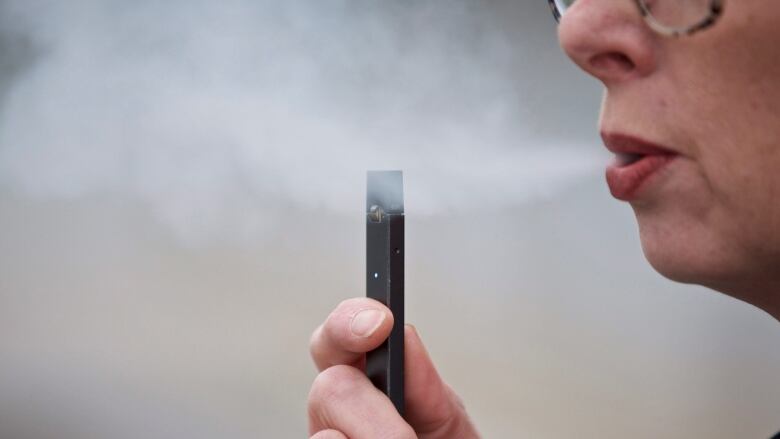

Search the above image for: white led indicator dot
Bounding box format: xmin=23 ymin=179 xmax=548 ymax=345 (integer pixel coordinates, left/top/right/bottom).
xmin=373 ymin=272 xmax=379 ymax=279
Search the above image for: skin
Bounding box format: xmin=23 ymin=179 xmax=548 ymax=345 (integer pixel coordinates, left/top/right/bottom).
xmin=308 ymin=299 xmax=479 ymax=438
xmin=307 ymin=1 xmax=780 ymax=437
xmin=559 ymin=0 xmax=780 ymax=320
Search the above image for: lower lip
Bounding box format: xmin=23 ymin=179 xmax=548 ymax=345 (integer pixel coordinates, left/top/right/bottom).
xmin=606 ymin=154 xmax=677 ymax=201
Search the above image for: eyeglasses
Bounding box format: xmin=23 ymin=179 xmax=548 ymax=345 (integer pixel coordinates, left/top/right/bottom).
xmin=548 ymin=0 xmax=725 ymax=37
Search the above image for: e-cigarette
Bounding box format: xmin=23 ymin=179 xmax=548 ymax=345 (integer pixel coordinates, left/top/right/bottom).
xmin=366 ymin=170 xmax=405 ymax=417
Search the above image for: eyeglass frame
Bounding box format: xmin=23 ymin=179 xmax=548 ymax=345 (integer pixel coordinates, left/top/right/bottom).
xmin=548 ymin=0 xmax=725 ymax=37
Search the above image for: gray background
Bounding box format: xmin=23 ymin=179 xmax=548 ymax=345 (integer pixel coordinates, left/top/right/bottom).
xmin=1 ymin=1 xmax=779 ymax=438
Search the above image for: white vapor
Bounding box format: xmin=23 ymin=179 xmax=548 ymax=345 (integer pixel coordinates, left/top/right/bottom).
xmin=0 ymin=0 xmax=603 ymax=242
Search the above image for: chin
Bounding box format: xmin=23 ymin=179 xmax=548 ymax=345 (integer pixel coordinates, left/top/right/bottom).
xmin=644 ymin=233 xmax=780 ymax=318
xmin=632 ymin=204 xmax=741 ymax=290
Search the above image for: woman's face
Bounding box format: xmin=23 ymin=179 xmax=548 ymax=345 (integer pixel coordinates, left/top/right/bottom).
xmin=558 ymin=0 xmax=780 ymax=304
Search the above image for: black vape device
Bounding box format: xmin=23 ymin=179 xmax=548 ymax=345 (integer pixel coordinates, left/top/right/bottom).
xmin=366 ymin=170 xmax=405 ymax=417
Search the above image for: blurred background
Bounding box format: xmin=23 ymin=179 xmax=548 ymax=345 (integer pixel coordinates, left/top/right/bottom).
xmin=1 ymin=1 xmax=778 ymax=438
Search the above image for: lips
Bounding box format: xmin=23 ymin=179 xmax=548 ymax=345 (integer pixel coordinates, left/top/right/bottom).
xmin=602 ymin=133 xmax=679 ymax=201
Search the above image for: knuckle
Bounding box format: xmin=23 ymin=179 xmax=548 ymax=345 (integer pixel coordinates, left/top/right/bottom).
xmin=308 ymin=365 xmax=364 ymax=408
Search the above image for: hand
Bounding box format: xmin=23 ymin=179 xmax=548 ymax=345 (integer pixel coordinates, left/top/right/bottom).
xmin=308 ymin=298 xmax=480 ymax=438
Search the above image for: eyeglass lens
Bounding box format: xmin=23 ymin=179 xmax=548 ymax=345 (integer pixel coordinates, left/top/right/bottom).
xmin=554 ymin=0 xmax=714 ymax=31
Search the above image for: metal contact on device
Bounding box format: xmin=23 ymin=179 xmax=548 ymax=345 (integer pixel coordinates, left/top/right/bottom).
xmin=368 ymin=205 xmax=385 ymax=223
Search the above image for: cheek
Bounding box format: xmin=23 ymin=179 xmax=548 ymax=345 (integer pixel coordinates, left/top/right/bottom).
xmin=629 ymin=3 xmax=780 ymax=282
xmin=689 ymin=95 xmax=780 ymax=255
xmin=663 ymin=47 xmax=780 ymax=260
xmin=629 ymin=133 xmax=780 ymax=285
xmin=636 ymin=141 xmax=780 ymax=285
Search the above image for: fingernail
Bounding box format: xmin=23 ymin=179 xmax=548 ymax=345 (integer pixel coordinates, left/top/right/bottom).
xmin=350 ymin=309 xmax=385 ymax=337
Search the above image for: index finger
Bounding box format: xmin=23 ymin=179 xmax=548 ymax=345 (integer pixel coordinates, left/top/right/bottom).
xmin=309 ymin=298 xmax=394 ymax=371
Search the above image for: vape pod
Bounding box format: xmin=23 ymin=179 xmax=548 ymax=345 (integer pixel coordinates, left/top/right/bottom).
xmin=366 ymin=170 xmax=405 ymax=416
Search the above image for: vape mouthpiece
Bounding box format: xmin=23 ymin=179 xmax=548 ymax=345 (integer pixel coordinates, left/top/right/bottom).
xmin=366 ymin=170 xmax=404 ymax=215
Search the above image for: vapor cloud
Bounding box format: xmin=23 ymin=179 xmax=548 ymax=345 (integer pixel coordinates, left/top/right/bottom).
xmin=0 ymin=0 xmax=603 ymax=242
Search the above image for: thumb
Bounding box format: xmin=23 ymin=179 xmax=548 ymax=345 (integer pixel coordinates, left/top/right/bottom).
xmin=404 ymin=325 xmax=479 ymax=438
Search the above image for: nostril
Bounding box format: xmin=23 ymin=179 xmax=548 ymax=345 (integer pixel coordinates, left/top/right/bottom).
xmin=589 ymin=52 xmax=635 ymax=76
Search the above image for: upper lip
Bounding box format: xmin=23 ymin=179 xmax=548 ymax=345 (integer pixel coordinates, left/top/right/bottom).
xmin=600 ymin=132 xmax=679 ymax=157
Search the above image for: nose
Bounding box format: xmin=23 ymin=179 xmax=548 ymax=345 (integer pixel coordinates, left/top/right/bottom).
xmin=557 ymin=1 xmax=659 ymax=85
